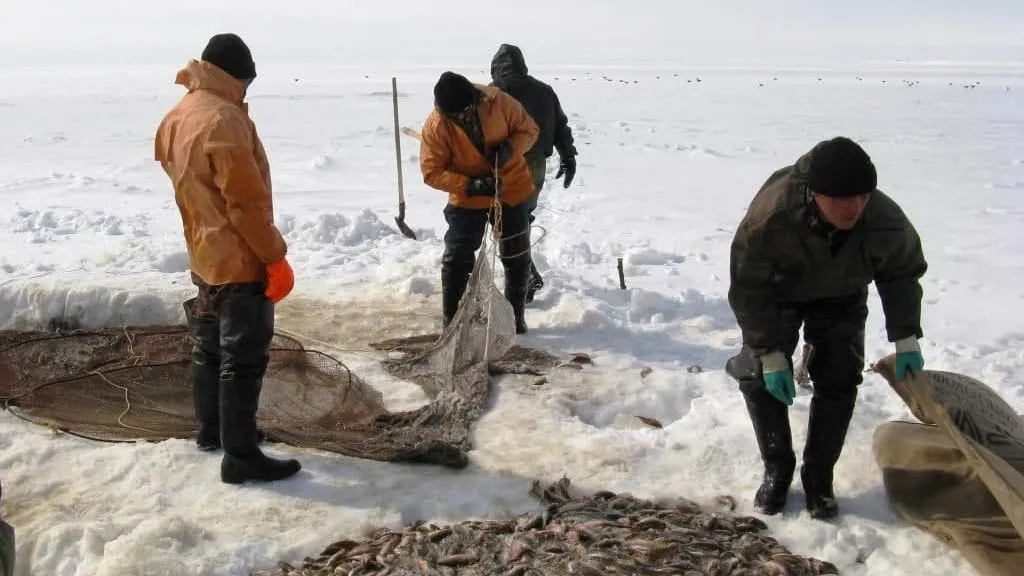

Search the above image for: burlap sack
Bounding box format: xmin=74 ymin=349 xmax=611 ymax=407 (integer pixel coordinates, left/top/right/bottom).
xmin=872 ymin=354 xmax=1024 ymax=576
xmin=874 ymin=355 xmax=1024 ymax=469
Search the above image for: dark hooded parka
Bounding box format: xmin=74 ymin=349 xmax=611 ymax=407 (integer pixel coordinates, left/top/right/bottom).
xmin=489 ymin=44 xmax=577 ymax=167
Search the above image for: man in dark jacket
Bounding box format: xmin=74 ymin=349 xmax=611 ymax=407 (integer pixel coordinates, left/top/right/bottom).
xmin=490 ymin=43 xmax=578 ymax=303
xmin=725 ymin=136 xmax=927 ymax=520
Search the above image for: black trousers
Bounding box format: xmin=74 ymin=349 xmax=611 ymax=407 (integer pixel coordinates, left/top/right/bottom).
xmin=441 ymin=202 xmax=531 ymax=323
xmin=184 ymin=273 xmax=274 ymax=457
xmin=728 ymin=288 xmax=868 ymax=485
xmin=778 ymin=288 xmax=868 ymax=401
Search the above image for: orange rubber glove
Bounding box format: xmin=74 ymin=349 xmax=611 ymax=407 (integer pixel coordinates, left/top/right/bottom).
xmin=265 ymin=259 xmax=294 ymax=304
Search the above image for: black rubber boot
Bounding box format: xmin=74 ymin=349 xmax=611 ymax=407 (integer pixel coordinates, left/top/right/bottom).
xmin=525 ymin=262 xmax=544 ymax=304
xmin=185 ymin=298 xmax=268 ymax=452
xmin=727 ymin=346 xmax=796 ymax=515
xmin=504 ymin=259 xmax=529 ymax=335
xmin=441 ymin=262 xmax=473 ymax=328
xmin=801 ymin=393 xmax=856 ymax=519
xmin=509 ymin=286 xmax=528 ymax=335
xmin=185 ymin=298 xmax=222 ymax=452
xmin=744 ymin=386 xmax=796 ymax=515
xmin=220 ymin=380 xmax=299 ymax=485
xmin=499 ymin=206 xmax=532 ymax=335
xmin=216 ymin=287 xmax=301 ymax=485
xmin=440 ymin=203 xmax=484 ymax=328
xmin=196 ymin=426 xmax=267 ymax=452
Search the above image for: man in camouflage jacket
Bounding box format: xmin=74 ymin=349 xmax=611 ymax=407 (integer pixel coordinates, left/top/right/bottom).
xmin=725 ymin=136 xmax=928 ymax=519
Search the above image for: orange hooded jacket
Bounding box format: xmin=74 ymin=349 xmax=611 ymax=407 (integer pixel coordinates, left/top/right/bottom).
xmin=419 ymin=85 xmax=540 ymax=210
xmin=154 ymin=60 xmax=286 ymax=286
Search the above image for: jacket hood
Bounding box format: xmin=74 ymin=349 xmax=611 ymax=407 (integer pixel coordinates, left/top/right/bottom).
xmin=490 ymin=44 xmax=528 ymax=83
xmin=175 ymin=59 xmax=246 ymax=105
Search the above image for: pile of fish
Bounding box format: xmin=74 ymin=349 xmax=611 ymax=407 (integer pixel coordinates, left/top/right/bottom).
xmin=257 ymin=477 xmax=839 ymax=576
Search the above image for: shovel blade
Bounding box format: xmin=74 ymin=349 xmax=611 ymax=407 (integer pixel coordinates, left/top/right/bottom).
xmin=394 ymin=202 xmax=417 ymax=239
xmin=395 ymin=216 xmax=417 ymax=239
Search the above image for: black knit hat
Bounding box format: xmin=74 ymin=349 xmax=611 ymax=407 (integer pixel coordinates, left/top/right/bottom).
xmin=808 ymin=136 xmax=877 ymax=197
xmin=201 ymin=33 xmax=257 ymax=81
xmin=434 ymin=71 xmax=477 ymax=114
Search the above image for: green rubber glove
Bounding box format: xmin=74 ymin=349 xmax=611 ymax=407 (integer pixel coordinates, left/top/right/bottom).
xmin=760 ymin=351 xmax=795 ymax=406
xmin=895 ymin=337 xmax=925 ymax=380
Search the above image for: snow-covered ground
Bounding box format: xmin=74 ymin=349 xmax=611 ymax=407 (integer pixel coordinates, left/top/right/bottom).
xmin=3 ymin=6 xmax=1024 ymax=575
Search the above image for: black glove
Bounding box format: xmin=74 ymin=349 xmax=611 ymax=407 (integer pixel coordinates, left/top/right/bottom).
xmin=465 ymin=176 xmax=496 ymax=197
xmin=555 ymin=155 xmax=577 ymax=188
xmin=491 ymin=141 xmax=513 ymax=169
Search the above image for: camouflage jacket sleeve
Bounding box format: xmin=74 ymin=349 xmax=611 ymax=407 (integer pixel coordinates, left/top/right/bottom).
xmin=728 ymin=218 xmax=782 ymax=356
xmin=871 ymin=204 xmax=928 ymax=342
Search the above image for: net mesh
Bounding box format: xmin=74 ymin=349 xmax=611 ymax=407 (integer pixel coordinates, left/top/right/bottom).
xmin=0 ymin=242 xmax=564 ymax=469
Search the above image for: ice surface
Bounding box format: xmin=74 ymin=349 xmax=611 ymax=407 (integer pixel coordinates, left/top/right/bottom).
xmin=1 ymin=3 xmax=1024 ymax=575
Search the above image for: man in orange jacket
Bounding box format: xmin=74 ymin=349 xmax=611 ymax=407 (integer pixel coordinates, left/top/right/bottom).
xmin=419 ymin=71 xmax=540 ymax=333
xmin=154 ymin=33 xmax=300 ymax=485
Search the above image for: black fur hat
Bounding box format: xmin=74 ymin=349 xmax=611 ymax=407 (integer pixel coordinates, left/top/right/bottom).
xmin=201 ymin=33 xmax=257 ymax=81
xmin=808 ymin=137 xmax=877 ymax=197
xmin=433 ymin=71 xmax=477 ymax=114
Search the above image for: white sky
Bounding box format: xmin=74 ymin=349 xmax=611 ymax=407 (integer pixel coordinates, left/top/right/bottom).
xmin=2 ymin=1 xmax=1022 ymax=67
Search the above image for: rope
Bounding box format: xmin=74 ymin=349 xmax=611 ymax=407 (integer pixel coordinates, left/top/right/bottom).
xmin=123 ymin=326 xmax=144 ymax=367
xmin=88 ymin=369 xmax=160 ymax=434
xmin=272 ymin=326 xmax=387 ymax=361
xmin=537 ymin=202 xmax=569 ymax=217
xmin=508 ymin=223 xmax=546 ymax=260
xmin=483 ymin=154 xmax=503 ymax=362
xmin=93 ymin=327 xmax=169 ymax=434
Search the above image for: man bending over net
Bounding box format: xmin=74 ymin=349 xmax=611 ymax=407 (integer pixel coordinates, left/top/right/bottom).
xmin=419 ymin=71 xmax=539 ymax=334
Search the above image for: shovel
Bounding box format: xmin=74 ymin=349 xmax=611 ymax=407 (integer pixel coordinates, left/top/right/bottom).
xmin=391 ymin=77 xmax=417 ymax=240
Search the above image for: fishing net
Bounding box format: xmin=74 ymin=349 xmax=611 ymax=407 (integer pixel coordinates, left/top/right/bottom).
xmin=0 ymin=243 xmax=568 ymax=469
